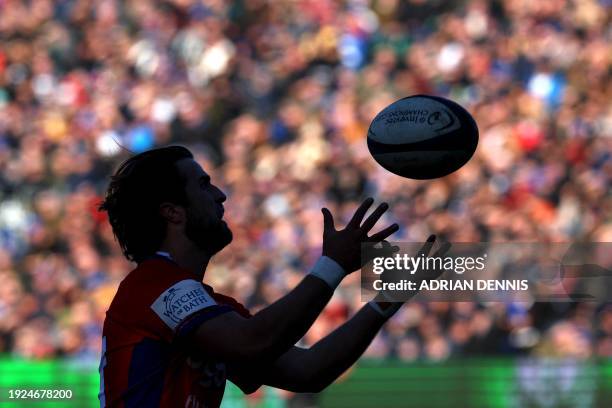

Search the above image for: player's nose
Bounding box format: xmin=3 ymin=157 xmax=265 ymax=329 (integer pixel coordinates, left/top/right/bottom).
xmin=213 ymin=185 xmax=227 ymax=203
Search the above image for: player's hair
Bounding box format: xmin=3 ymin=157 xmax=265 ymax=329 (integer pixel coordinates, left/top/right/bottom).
xmin=99 ymin=146 xmax=193 ymax=262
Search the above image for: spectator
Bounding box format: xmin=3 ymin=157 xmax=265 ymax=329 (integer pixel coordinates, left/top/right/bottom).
xmin=0 ymin=0 xmax=609 ymax=376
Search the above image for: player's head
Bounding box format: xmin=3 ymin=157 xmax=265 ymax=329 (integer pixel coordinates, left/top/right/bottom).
xmin=99 ymin=146 xmax=231 ymax=262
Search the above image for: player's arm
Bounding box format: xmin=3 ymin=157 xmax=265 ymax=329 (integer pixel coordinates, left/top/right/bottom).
xmin=229 ymin=237 xmax=450 ymax=393
xmin=233 ymin=301 xmax=393 ymax=393
xmin=189 ymin=198 xmax=398 ymax=364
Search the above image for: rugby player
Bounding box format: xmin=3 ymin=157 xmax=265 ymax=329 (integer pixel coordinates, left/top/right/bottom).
xmin=98 ymin=146 xmax=436 ymax=407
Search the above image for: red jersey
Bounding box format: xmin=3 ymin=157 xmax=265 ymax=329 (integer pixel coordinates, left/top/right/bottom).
xmin=99 ymin=256 xmax=260 ymax=408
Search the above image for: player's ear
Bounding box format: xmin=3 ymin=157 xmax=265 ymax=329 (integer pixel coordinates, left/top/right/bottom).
xmin=159 ymin=202 xmax=185 ymax=224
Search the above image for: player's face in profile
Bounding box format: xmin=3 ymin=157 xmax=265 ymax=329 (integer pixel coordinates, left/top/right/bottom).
xmin=175 ymin=158 xmax=232 ymax=254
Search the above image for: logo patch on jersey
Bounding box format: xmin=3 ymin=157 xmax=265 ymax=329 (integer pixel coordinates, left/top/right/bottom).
xmin=151 ymin=279 xmax=216 ymax=330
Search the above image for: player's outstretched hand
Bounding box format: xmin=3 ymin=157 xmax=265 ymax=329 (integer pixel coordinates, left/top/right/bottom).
xmin=322 ymin=197 xmax=399 ymax=273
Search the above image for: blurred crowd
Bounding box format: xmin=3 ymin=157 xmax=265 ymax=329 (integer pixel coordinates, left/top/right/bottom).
xmin=0 ymin=0 xmax=611 ymax=373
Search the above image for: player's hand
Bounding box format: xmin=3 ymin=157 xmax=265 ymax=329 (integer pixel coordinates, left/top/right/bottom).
xmin=391 ymin=235 xmax=451 ymax=291
xmin=375 ymin=235 xmax=452 ymax=305
xmin=321 ymin=198 xmax=399 ymax=274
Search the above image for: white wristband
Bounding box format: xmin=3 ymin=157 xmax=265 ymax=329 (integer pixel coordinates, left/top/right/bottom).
xmin=368 ymin=301 xmax=402 ymax=319
xmin=309 ymin=256 xmax=345 ymax=290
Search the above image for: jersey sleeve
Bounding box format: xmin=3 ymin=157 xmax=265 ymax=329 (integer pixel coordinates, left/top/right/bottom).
xmin=114 ymin=261 xmax=234 ymax=343
xmin=206 ymin=287 xmax=252 ymax=318
xmin=150 ymin=278 xmax=234 ymax=341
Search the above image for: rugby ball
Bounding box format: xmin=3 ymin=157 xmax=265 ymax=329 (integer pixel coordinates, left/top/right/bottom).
xmin=367 ymin=95 xmax=479 ymax=179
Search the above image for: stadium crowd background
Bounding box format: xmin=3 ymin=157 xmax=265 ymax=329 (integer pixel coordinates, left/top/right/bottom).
xmin=0 ymin=0 xmax=610 ymax=381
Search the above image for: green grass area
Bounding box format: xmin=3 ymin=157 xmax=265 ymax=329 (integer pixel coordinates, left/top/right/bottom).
xmin=1 ymin=357 xmax=611 ymax=407
xmin=0 ymin=359 xmax=99 ymax=407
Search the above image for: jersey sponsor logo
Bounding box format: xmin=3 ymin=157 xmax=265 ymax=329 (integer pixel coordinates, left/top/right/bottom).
xmin=151 ymin=279 xmax=216 ymax=330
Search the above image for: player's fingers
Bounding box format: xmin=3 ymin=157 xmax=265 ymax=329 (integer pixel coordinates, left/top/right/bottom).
xmin=368 ymin=223 xmax=399 ymax=242
xmin=364 ymin=241 xmax=399 ymax=264
xmin=430 ymin=242 xmax=452 ymax=278
xmin=380 ymin=240 xmax=400 ymax=255
xmin=321 ymin=208 xmax=335 ymax=232
xmin=417 ymin=234 xmax=437 ymax=257
xmin=433 ymin=241 xmax=451 ymax=258
xmin=360 ymin=202 xmax=389 ymax=233
xmin=347 ymin=197 xmax=374 ymax=229
xmin=376 ymin=240 xmax=396 ymax=251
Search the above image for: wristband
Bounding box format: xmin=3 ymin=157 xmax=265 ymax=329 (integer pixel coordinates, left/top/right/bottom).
xmin=368 ymin=301 xmax=402 ymax=319
xmin=309 ymin=256 xmax=346 ymax=290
